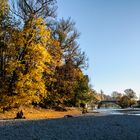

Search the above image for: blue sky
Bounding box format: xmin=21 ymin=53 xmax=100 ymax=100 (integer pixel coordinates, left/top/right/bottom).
xmin=57 ymin=0 xmax=140 ymax=96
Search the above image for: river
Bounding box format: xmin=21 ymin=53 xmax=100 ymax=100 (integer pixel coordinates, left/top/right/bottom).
xmin=93 ymin=108 xmax=140 ymax=115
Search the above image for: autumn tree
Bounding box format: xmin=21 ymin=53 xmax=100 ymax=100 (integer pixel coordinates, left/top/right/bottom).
xmin=0 ymin=0 xmax=91 ymax=110
xmin=40 ymin=18 xmax=90 ymax=108
xmin=55 ymin=18 xmax=89 ymax=107
xmin=41 ymin=18 xmax=90 ymax=108
xmin=119 ymin=95 xmax=130 ymax=108
xmin=124 ymin=89 xmax=137 ymax=107
xmin=0 ymin=0 xmax=60 ymax=109
xmin=0 ymin=0 xmax=14 ymax=95
xmin=0 ymin=0 xmax=60 ymax=110
xmin=0 ymin=0 xmax=8 ymax=78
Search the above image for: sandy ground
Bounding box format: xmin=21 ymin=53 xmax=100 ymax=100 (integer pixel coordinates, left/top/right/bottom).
xmin=0 ymin=107 xmax=81 ymax=120
xmin=0 ymin=114 xmax=140 ymax=140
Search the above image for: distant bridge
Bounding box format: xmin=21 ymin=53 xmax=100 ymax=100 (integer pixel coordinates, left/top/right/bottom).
xmin=97 ymin=100 xmax=121 ymax=109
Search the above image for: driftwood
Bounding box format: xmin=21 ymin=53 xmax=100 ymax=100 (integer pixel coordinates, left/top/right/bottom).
xmin=64 ymin=115 xmax=73 ymax=118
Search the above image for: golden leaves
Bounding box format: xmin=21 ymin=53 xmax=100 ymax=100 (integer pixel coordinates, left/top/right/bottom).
xmin=3 ymin=17 xmax=61 ymax=106
xmin=0 ymin=0 xmax=9 ymax=17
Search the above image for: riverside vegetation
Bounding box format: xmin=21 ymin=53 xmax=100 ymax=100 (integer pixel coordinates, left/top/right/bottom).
xmin=0 ymin=0 xmax=94 ymax=112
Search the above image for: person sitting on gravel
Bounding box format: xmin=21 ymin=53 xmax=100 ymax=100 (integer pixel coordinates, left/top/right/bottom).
xmin=15 ymin=110 xmax=26 ymax=119
xmin=80 ymin=103 xmax=88 ymax=114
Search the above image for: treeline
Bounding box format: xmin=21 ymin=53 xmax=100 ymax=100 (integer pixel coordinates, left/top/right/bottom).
xmin=0 ymin=0 xmax=92 ymax=110
xmin=90 ymin=89 xmax=138 ymax=109
xmin=111 ymin=89 xmax=137 ymax=108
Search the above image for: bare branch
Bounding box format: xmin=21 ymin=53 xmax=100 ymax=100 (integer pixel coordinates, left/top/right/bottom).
xmin=23 ymin=0 xmax=33 ymax=13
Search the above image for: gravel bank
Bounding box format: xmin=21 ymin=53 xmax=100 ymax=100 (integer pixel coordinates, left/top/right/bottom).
xmin=0 ymin=115 xmax=140 ymax=140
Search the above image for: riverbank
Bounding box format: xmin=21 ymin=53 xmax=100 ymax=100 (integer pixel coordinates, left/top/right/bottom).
xmin=0 ymin=106 xmax=81 ymax=120
xmin=0 ymin=115 xmax=140 ymax=140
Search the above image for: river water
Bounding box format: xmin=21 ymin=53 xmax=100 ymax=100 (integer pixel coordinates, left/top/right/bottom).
xmin=93 ymin=108 xmax=140 ymax=115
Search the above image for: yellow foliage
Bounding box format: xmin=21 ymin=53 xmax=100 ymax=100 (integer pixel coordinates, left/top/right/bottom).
xmin=0 ymin=0 xmax=9 ymax=17
xmin=4 ymin=17 xmax=61 ymax=107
